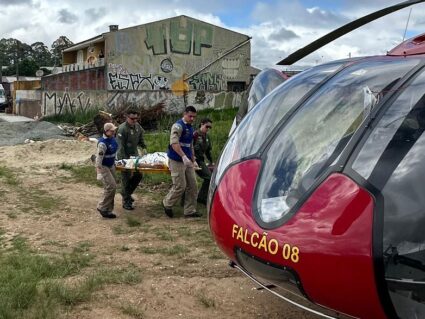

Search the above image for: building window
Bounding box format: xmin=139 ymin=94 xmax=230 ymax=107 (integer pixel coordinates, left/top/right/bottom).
xmin=227 ymin=81 xmax=246 ymax=92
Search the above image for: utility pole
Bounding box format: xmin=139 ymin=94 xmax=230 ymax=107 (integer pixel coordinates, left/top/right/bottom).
xmin=15 ymin=40 xmax=19 ymax=81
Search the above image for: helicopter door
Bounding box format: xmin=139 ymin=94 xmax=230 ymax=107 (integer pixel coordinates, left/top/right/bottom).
xmin=351 ymin=67 xmax=425 ymax=319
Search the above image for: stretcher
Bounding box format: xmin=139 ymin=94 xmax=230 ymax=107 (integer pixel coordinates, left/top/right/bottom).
xmin=115 ymin=165 xmax=171 ymax=174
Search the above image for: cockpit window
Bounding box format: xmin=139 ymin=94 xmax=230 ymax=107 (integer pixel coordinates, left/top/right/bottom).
xmin=352 ymin=67 xmax=425 ymax=319
xmin=256 ymin=58 xmax=419 ymax=226
xmin=215 ymin=62 xmax=344 ymax=186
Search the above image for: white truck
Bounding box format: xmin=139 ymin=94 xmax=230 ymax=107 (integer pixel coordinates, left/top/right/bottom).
xmin=0 ymin=84 xmax=7 ymax=111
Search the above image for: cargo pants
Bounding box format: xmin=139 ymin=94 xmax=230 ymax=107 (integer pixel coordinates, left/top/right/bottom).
xmin=163 ymin=158 xmax=198 ymax=215
xmin=97 ymin=166 xmax=117 ymax=212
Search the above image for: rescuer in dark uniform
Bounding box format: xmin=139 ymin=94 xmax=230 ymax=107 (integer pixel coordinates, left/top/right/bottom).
xmin=193 ymin=118 xmax=214 ymax=204
xmin=116 ymin=109 xmax=147 ymax=210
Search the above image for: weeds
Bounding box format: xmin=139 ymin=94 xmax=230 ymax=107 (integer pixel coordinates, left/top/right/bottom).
xmin=59 ymin=164 xmax=101 ymax=187
xmin=197 ymin=291 xmax=216 ymax=308
xmin=0 ymin=166 xmax=19 ymax=186
xmin=120 ymin=303 xmax=145 ymax=318
xmin=126 ymin=216 xmax=141 ymax=227
xmin=138 ymin=244 xmax=190 ymax=257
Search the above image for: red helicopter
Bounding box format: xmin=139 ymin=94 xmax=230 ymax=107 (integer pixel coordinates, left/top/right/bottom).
xmin=208 ymin=1 xmax=425 ymax=318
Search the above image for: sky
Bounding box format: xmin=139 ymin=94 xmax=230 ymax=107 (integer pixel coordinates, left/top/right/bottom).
xmin=1 ymin=0 xmax=425 ymax=70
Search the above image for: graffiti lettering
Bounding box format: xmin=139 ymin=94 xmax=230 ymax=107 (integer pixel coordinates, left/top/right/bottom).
xmin=145 ymin=18 xmax=213 ymax=56
xmin=106 ymin=91 xmax=182 ymax=113
xmin=108 ymin=63 xmax=128 ymax=75
xmin=188 ymin=73 xmax=223 ymax=91
xmin=145 ymin=23 xmax=167 ymax=55
xmin=44 ymin=91 xmax=91 ymax=115
xmin=108 ymin=72 xmax=169 ymax=90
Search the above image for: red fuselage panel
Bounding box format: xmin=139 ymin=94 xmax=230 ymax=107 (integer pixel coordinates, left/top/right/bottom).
xmin=209 ymin=159 xmax=387 ymax=319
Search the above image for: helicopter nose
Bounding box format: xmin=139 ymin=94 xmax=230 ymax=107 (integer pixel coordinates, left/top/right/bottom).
xmin=209 ymin=159 xmax=388 ymax=319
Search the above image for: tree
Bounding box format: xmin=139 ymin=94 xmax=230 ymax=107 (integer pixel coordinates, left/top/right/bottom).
xmin=51 ymin=36 xmax=73 ymax=66
xmin=18 ymin=58 xmax=39 ymax=76
xmin=0 ymin=38 xmax=20 ymax=67
xmin=31 ymin=42 xmax=53 ymax=67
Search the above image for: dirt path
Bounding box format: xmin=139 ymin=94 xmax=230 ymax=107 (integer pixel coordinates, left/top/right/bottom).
xmin=0 ymin=139 xmax=320 ymax=319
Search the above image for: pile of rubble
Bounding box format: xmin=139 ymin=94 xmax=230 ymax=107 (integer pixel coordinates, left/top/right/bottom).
xmin=60 ymin=103 xmax=167 ymax=140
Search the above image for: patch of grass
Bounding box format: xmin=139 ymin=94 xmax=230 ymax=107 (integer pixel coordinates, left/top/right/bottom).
xmin=0 ymin=166 xmax=19 ymax=186
xmin=208 ymin=249 xmax=225 ymax=260
xmin=138 ymin=244 xmax=190 ymax=257
xmin=120 ymin=303 xmax=145 ymax=319
xmin=0 ymin=240 xmax=96 ymax=318
xmin=41 ymin=240 xmax=68 ymax=248
xmin=21 ymin=189 xmax=63 ymax=215
xmin=6 ymin=212 xmax=18 ymax=219
xmin=197 ymin=291 xmax=216 ymax=308
xmin=59 ymin=164 xmax=101 ymax=187
xmin=126 ymin=216 xmax=141 ymax=227
xmin=42 ymin=265 xmax=141 ymax=308
xmin=152 ymin=227 xmax=174 ymax=241
xmin=112 ymin=225 xmax=137 ymax=235
xmin=73 ymin=241 xmax=93 ymax=253
xmin=142 ymin=173 xmax=170 ymax=187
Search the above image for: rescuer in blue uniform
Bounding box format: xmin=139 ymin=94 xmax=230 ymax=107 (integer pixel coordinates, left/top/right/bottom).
xmin=95 ymin=122 xmax=119 ymax=218
xmin=163 ymin=105 xmax=201 ymax=218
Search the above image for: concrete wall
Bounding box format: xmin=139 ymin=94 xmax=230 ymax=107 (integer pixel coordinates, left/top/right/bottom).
xmin=42 ymin=90 xmax=108 ymax=116
xmin=12 ymin=80 xmax=41 ymax=114
xmin=104 ymin=16 xmax=251 ymax=92
xmin=42 ymin=68 xmax=105 ymax=91
xmin=16 ymin=90 xmax=42 ymax=118
xmin=42 ymin=89 xmax=244 ymax=116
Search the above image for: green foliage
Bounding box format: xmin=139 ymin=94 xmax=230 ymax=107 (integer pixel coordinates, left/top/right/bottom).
xmin=0 ymin=166 xmax=19 ymax=186
xmin=50 ymin=36 xmax=73 ymax=67
xmin=126 ymin=216 xmax=141 ymax=227
xmin=0 ymin=244 xmax=92 ymax=318
xmin=59 ymin=164 xmax=102 ymax=187
xmin=43 ymin=107 xmax=101 ymax=125
xmin=120 ymin=304 xmax=145 ymax=318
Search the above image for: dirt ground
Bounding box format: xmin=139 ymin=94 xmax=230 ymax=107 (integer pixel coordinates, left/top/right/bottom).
xmin=0 ymin=139 xmax=320 ymax=319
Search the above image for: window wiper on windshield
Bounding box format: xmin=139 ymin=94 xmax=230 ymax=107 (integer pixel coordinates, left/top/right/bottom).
xmin=384 ymin=245 xmax=425 ymax=272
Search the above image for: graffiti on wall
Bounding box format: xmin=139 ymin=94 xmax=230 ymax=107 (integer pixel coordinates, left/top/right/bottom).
xmin=145 ymin=19 xmax=213 ymax=56
xmin=108 ymin=73 xmax=169 ymax=90
xmin=107 ymin=91 xmax=184 ymax=114
xmin=188 ymin=73 xmax=224 ymax=91
xmin=108 ymin=63 xmax=129 ymax=75
xmin=221 ymin=58 xmax=241 ymax=79
xmin=44 ymin=91 xmax=92 ymax=115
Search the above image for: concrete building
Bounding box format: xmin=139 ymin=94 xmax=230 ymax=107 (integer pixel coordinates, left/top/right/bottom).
xmin=42 ymin=15 xmax=254 ymax=116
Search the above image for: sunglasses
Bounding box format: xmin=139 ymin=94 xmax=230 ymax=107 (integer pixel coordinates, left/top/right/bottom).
xmin=128 ymin=117 xmax=138 ymax=120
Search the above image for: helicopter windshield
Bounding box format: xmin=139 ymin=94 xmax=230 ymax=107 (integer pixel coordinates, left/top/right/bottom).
xmin=255 ymin=58 xmax=419 ymax=226
xmin=214 ymin=61 xmax=344 ymax=186
xmin=352 ymin=67 xmax=425 ymax=319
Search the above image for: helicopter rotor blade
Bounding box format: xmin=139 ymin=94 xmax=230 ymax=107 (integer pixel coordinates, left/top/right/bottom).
xmin=277 ymin=0 xmax=425 ymax=65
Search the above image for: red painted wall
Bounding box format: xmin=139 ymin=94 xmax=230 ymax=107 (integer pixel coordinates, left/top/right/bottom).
xmin=42 ymin=68 xmax=105 ymax=91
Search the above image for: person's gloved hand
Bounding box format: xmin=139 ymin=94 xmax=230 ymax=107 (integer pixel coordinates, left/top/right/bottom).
xmin=182 ymin=155 xmax=193 ymax=167
xmin=96 ymin=173 xmax=103 ymax=181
